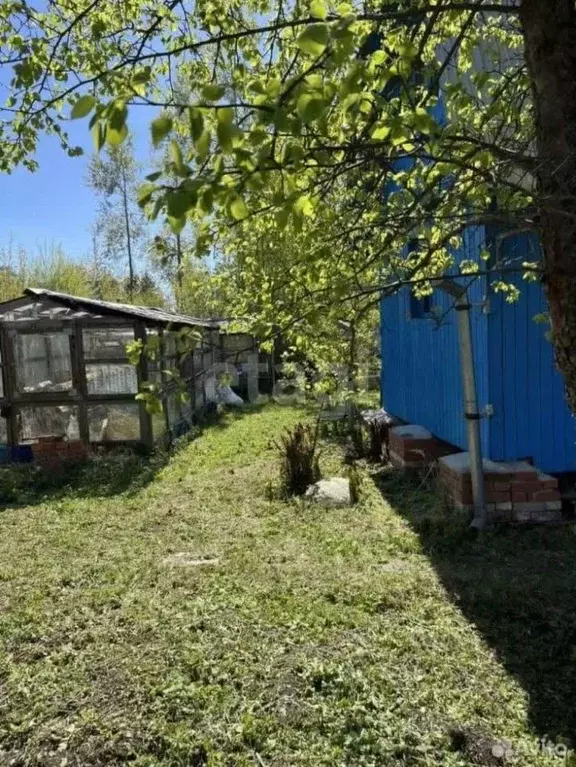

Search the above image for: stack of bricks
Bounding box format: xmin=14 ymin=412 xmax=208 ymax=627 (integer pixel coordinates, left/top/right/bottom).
xmin=32 ymin=438 xmax=88 ymax=471
xmin=388 ymin=424 xmax=458 ymax=470
xmin=438 ymin=452 xmax=562 ymax=523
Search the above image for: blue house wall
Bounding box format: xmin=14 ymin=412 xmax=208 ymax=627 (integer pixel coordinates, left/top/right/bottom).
xmin=380 ymin=230 xmax=576 ymax=473
xmin=381 ymin=226 xmax=490 ymax=454
xmin=486 ymin=232 xmax=575 ymax=472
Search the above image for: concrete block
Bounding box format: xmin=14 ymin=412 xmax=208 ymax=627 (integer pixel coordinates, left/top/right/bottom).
xmin=530 ymin=510 xmax=562 ymax=524
xmin=390 ymin=424 xmax=432 ymax=440
xmin=438 ymin=452 xmax=508 ymax=476
xmin=532 ymin=489 xmax=561 ymax=502
xmin=546 ymin=501 xmax=562 ymax=511
xmin=536 ymin=472 xmax=559 ymax=489
xmin=498 ymin=460 xmax=538 ymax=480
xmin=514 ymin=501 xmax=548 ymax=513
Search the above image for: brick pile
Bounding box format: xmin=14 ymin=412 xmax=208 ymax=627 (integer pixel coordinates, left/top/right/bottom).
xmin=32 ymin=438 xmax=88 ymax=471
xmin=389 ymin=424 xmax=458 ymax=470
xmin=438 ymin=452 xmax=562 ymax=523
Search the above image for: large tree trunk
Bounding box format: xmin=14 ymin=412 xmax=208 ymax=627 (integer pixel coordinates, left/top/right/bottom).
xmin=519 ymin=0 xmax=576 ymax=414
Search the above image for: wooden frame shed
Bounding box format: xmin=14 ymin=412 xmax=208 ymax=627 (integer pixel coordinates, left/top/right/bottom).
xmin=0 ymin=288 xmax=232 ymax=455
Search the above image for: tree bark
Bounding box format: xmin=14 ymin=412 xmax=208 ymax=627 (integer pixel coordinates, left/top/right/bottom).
xmin=120 ymin=165 xmax=135 ymax=301
xmin=519 ymin=0 xmax=576 ymax=414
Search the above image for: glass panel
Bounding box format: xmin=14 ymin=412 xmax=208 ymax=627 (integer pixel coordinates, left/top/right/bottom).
xmin=17 ymin=405 xmax=79 ymax=443
xmin=88 ymin=403 xmax=141 ymax=442
xmin=164 ymin=332 xmax=177 ymax=358
xmin=147 ymin=360 xmax=162 ymax=386
xmin=0 ymin=415 xmax=7 ymax=444
xmin=166 ymin=392 xmax=181 ymax=428
xmin=222 ymin=334 xmax=254 ymax=363
xmin=152 ymin=411 xmax=168 ymax=441
xmin=82 ymin=327 xmax=134 ymax=360
xmin=14 ymin=332 xmax=73 ymax=394
xmin=86 ymin=363 xmax=138 ymax=395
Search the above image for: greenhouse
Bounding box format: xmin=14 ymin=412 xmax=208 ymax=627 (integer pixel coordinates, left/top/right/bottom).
xmin=0 ymin=288 xmax=266 ymax=462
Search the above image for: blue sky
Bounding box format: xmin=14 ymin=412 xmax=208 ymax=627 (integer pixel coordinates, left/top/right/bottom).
xmin=0 ymin=106 xmax=156 ymax=261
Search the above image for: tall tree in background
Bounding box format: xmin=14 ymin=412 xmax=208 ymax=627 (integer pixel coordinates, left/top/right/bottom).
xmin=149 ymin=228 xmax=185 ymax=303
xmin=5 ymin=1 xmax=576 ymax=409
xmin=86 ymin=139 xmax=145 ymax=299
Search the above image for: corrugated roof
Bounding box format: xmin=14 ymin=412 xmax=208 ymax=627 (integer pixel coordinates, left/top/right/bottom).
xmin=24 ymin=288 xmax=221 ymax=329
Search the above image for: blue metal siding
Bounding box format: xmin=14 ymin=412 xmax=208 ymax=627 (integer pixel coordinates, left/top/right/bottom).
xmin=487 ymin=233 xmax=576 ymax=472
xmin=381 ymin=226 xmax=490 ymax=451
xmin=381 ymin=228 xmax=576 ymax=473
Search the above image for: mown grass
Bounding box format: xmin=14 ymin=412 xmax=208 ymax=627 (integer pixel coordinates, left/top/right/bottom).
xmin=0 ymin=404 xmax=574 ymax=766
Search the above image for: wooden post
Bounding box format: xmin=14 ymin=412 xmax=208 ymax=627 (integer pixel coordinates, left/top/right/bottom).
xmin=0 ymin=327 xmax=18 ymax=446
xmin=134 ymin=322 xmax=153 ymax=449
xmin=71 ymin=322 xmax=90 ymax=445
xmin=158 ymin=329 xmax=170 ymax=437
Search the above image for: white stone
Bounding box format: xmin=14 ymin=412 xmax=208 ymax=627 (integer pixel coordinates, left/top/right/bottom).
xmin=514 ymin=501 xmax=546 ymax=512
xmin=498 ymin=460 xmax=538 ymax=476
xmin=390 ymin=424 xmax=432 ymax=440
xmin=163 ymin=553 xmax=220 ymax=567
xmin=305 ymin=477 xmax=352 ymax=507
xmin=439 ymin=452 xmax=508 ymax=475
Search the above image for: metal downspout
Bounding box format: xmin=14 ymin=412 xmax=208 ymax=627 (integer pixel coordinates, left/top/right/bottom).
xmin=438 ymin=280 xmax=487 ymax=529
xmin=455 ymin=295 xmax=487 ymax=530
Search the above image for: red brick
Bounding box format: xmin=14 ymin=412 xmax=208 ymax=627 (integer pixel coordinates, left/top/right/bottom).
xmin=531 ymin=489 xmax=561 ymax=502
xmin=537 ymin=475 xmax=559 ymax=490
xmin=490 ymin=481 xmax=511 ymax=493
xmin=511 ymin=489 xmax=528 ymax=502
xmin=452 ymin=487 xmax=474 ymax=505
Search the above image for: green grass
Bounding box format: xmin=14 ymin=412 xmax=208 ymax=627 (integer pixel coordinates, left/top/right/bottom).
xmin=0 ymin=404 xmax=575 ymax=766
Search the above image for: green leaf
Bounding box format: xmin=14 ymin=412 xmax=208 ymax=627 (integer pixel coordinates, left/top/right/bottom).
xmin=198 ymin=187 xmax=214 ymax=215
xmin=133 ymin=66 xmax=152 ymax=85
xmin=91 ymin=122 xmax=105 ymax=152
xmin=170 ymin=139 xmax=183 ymax=170
xmin=196 ymin=130 xmax=211 ymax=160
xmin=310 ymin=0 xmax=328 ymax=20
xmin=137 ymin=183 xmax=156 ymax=206
xmin=275 ymin=208 xmax=290 ymax=229
xmin=213 ymin=154 xmax=224 ymax=177
xmin=168 ymin=215 xmax=186 ymax=235
xmin=189 ymin=108 xmax=205 ymax=142
xmin=294 ymin=195 xmax=315 ymax=216
xmin=71 ymin=94 xmax=96 ymax=119
xmin=296 ymin=23 xmax=329 ymax=56
xmin=370 ymin=123 xmax=390 ymax=141
xmin=167 ymin=188 xmax=195 ymax=218
xmin=217 ymin=107 xmax=235 ymax=152
xmin=202 ymin=84 xmax=225 ymax=101
xmin=107 ymin=100 xmax=127 ymax=131
xmin=151 ymin=115 xmax=173 ymax=147
xmin=106 ymin=123 xmax=127 ymax=145
xmin=296 ymin=93 xmax=326 ymax=123
xmin=229 ymin=196 xmax=249 ymax=220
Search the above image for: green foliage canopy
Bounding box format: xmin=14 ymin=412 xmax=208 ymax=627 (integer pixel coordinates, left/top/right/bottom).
xmin=0 ymin=1 xmax=533 ymax=350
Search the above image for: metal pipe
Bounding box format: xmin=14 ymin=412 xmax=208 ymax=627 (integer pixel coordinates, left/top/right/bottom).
xmin=455 ymin=294 xmax=487 ymax=530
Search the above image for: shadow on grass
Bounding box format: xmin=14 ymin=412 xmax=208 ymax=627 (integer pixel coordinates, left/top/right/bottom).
xmin=373 ymin=467 xmax=576 ymax=743
xmin=0 ymin=403 xmax=269 ymax=509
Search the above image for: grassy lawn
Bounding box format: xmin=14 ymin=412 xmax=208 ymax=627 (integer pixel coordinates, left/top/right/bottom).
xmin=0 ymin=404 xmax=575 ymax=766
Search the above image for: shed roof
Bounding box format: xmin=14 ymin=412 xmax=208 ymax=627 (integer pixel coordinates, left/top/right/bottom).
xmin=14 ymin=288 xmax=221 ymax=329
